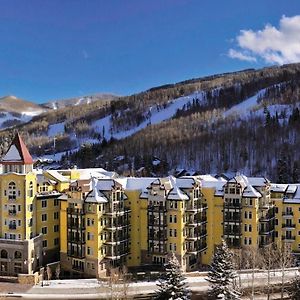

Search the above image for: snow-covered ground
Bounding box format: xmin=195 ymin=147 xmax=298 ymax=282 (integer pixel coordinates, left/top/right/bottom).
xmin=48 ymin=122 xmax=65 ymax=137
xmin=0 ymin=111 xmax=44 ymax=129
xmin=92 ymin=91 xmax=206 ymax=141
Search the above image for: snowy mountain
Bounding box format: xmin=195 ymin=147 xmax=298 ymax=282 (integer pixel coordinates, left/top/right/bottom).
xmin=2 ymin=64 xmax=300 ymax=180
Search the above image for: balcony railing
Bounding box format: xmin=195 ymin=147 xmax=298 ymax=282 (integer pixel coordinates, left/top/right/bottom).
xmin=224 ymin=203 xmax=242 ymax=209
xmin=282 ymin=223 xmax=296 ymax=229
xmin=282 ymin=211 xmax=293 ymax=217
xmin=224 ymin=230 xmax=242 ymax=236
xmin=282 ymin=235 xmax=295 ymax=241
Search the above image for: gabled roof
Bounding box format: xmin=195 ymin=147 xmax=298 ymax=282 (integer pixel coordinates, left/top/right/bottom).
xmin=1 ymin=133 xmax=33 ymax=165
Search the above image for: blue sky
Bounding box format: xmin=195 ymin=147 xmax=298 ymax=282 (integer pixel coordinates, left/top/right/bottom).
xmin=0 ymin=0 xmax=300 ymax=103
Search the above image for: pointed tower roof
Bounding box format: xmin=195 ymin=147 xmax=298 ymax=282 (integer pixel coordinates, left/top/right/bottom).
xmin=1 ymin=133 xmax=33 ymax=165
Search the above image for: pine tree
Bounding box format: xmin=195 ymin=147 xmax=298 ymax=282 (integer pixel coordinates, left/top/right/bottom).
xmin=288 ymin=276 xmax=300 ymax=299
xmin=155 ymin=252 xmax=191 ymax=300
xmin=206 ymin=240 xmax=240 ymax=300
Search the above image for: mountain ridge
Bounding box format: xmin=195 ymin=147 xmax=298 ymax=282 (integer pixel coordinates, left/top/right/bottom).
xmin=1 ymin=63 xmax=300 ymax=181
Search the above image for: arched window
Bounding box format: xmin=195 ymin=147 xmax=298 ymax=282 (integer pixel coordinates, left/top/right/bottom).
xmin=8 ymin=182 xmax=16 ymax=200
xmin=14 ymin=251 xmax=22 ymax=259
xmin=29 ymin=181 xmax=33 ymax=197
xmin=1 ymin=250 xmax=8 ymax=259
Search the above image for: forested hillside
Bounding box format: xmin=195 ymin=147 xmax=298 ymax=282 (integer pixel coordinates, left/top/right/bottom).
xmin=2 ymin=63 xmax=300 ymax=181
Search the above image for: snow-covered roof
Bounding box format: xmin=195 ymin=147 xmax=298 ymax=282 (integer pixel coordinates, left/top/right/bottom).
xmin=286 ymin=185 xmax=297 ymax=194
xmin=116 ymin=177 xmax=156 ymax=191
xmin=96 ymin=179 xmax=116 ymax=191
xmin=1 ymin=133 xmax=33 ymax=164
xmin=3 ymin=145 xmax=22 ymax=161
xmin=166 ymin=176 xmax=189 ymax=200
xmin=247 ymin=176 xmax=269 ymax=187
xmin=270 ymin=183 xmax=288 ymax=193
xmin=46 ymin=170 xmax=69 ymax=183
xmin=242 ymin=185 xmax=261 ymax=198
xmin=175 ymin=177 xmax=197 ymax=189
xmin=85 ymin=177 xmax=108 ymax=203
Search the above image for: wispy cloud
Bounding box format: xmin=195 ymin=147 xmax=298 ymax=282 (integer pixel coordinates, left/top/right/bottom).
xmin=228 ymin=15 xmax=300 ymax=64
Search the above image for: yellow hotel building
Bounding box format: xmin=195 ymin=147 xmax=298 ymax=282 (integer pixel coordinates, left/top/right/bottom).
xmin=1 ymin=134 xmax=300 ymax=277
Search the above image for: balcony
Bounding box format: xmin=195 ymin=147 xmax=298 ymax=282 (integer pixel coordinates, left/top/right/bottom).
xmin=68 ymin=222 xmax=85 ymax=230
xmin=259 ymin=214 xmax=275 ymax=222
xmin=282 ymin=211 xmax=293 ymax=218
xmin=8 ymin=196 xmax=16 ymax=202
xmin=282 ymin=223 xmax=296 ymax=229
xmin=224 ymin=203 xmax=242 ymax=209
xmin=67 ymin=238 xmax=86 ymax=244
xmin=282 ymin=235 xmax=295 ymax=242
xmin=224 ymin=230 xmax=242 ymax=237
xmin=224 ymin=217 xmax=241 ymax=223
xmin=67 ymin=207 xmax=84 ymax=215
xmin=259 ymin=228 xmax=274 ymax=235
xmin=8 ymin=210 xmax=16 ymax=216
xmin=8 ymin=224 xmax=16 ymax=230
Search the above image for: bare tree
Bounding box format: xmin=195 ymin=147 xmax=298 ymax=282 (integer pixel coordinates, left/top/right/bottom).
xmin=46 ymin=266 xmax=52 ymax=282
xmin=242 ymin=246 xmax=263 ymax=300
xmin=275 ymin=243 xmax=295 ymax=300
xmin=261 ymin=243 xmax=278 ymax=300
xmin=55 ymin=264 xmax=61 ymax=280
xmin=105 ymin=266 xmax=131 ymax=300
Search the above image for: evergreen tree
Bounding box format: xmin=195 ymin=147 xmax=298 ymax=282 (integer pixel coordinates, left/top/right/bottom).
xmin=277 ymin=151 xmax=289 ymax=183
xmin=288 ymin=276 xmax=300 ymax=300
xmin=155 ymin=252 xmax=191 ymax=300
xmin=206 ymin=240 xmax=240 ymax=300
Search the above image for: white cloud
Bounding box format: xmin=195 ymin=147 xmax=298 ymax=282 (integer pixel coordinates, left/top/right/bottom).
xmin=228 ymin=49 xmax=256 ymax=62
xmin=228 ymin=15 xmax=300 ymax=64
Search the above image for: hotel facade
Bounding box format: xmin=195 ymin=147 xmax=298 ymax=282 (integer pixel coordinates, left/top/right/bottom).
xmin=0 ymin=134 xmax=300 ymax=277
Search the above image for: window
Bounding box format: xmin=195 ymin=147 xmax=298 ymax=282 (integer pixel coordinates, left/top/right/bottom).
xmin=169 ymin=215 xmax=172 ymax=223
xmin=87 ymin=232 xmax=94 ymax=240
xmin=42 ymin=227 xmax=47 ymax=234
xmin=169 ymin=229 xmax=172 ymax=237
xmin=1 ymin=250 xmax=8 ymax=258
xmin=42 ymin=214 xmax=47 ymax=222
xmin=54 ymin=238 xmax=59 ymax=246
xmin=54 ymin=199 xmax=59 ymax=206
xmin=249 ymin=237 xmax=252 ymax=245
xmin=28 ymin=204 xmax=33 ymax=212
xmin=41 ymin=200 xmax=47 ymax=208
xmin=244 ymin=224 xmax=247 ymax=232
xmin=18 ymin=205 xmax=21 ymax=212
xmin=87 ymin=247 xmax=93 ymax=255
xmin=174 ymin=229 xmax=177 ymax=237
xmin=54 ymin=212 xmax=59 ymax=220
xmin=42 ymin=240 xmax=47 ymax=248
xmin=249 ymin=211 xmax=252 ymax=219
xmin=174 ymin=215 xmax=177 ymax=223
xmin=249 ymin=199 xmax=253 ymax=206
xmin=54 ymin=225 xmax=59 ymax=232
xmin=28 ymin=181 xmax=34 ymax=197
xmin=14 ymin=251 xmax=22 ymax=259
xmin=249 ymin=224 xmax=252 ymax=232
xmin=87 ymin=218 xmax=94 ymax=226
xmin=8 ymin=182 xmax=16 ymax=200
xmin=275 ymin=219 xmax=278 ymax=225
